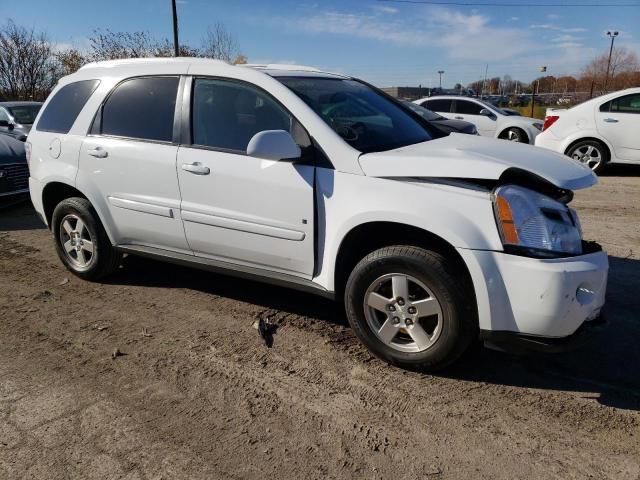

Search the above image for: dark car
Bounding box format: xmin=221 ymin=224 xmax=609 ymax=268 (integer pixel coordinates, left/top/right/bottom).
xmin=402 ymin=101 xmax=478 ymax=135
xmin=0 ymin=135 xmax=29 ymax=199
xmin=0 ymin=101 xmax=43 ymax=141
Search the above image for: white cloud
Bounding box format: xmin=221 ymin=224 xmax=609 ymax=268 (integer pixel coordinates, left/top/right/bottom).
xmin=547 ymin=14 xmax=561 ymax=20
xmin=510 ymin=16 xmax=520 ymax=21
xmin=372 ymin=5 xmax=399 ymax=14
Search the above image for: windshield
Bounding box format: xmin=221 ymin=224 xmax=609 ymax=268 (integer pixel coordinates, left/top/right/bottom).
xmin=7 ymin=104 xmax=41 ymax=125
xmin=477 ymin=99 xmax=507 ymax=116
xmin=402 ymin=101 xmax=445 ymax=121
xmin=276 ymin=77 xmax=433 ymax=153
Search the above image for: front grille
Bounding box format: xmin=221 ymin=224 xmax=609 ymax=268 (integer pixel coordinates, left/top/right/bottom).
xmin=0 ymin=163 xmax=29 ymax=194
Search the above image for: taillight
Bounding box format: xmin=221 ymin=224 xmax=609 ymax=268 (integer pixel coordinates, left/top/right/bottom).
xmin=542 ymin=115 xmax=559 ymax=131
xmin=25 ymin=141 xmax=32 ymax=169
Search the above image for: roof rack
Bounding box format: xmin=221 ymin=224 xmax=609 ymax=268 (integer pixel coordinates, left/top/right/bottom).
xmin=242 ymin=64 xmax=323 ymax=73
xmin=78 ymin=57 xmax=229 ymax=71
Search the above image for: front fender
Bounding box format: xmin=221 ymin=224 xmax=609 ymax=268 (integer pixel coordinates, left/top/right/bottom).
xmin=312 ymin=169 xmax=502 ymax=291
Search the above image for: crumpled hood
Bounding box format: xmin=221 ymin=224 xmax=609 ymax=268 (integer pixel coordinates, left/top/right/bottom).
xmin=358 ymin=133 xmax=597 ymax=191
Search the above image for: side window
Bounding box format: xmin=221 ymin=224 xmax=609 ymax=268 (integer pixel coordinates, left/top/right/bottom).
xmin=423 ymin=99 xmax=452 ymax=113
xmin=609 ymin=94 xmax=640 ymax=114
xmin=455 ymin=100 xmax=483 ymax=115
xmin=100 ymin=76 xmax=179 ymax=142
xmin=599 ymin=101 xmax=611 ymax=113
xmin=192 ymin=78 xmax=292 ymax=152
xmin=36 ymin=80 xmax=100 ymax=133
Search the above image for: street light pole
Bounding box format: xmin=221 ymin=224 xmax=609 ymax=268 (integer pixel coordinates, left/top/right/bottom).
xmin=604 ymin=31 xmax=619 ymax=92
xmin=171 ymin=0 xmax=180 ymax=57
xmin=437 ymin=70 xmax=445 ymax=89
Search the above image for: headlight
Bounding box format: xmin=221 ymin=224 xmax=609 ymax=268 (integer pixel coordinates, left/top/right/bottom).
xmin=494 ymin=184 xmax=582 ymax=256
xmin=533 ymin=122 xmax=543 ymax=131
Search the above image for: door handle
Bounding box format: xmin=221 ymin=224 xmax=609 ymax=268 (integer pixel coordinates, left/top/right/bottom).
xmin=181 ymin=162 xmax=210 ymax=175
xmin=603 ymin=118 xmax=619 ymax=123
xmin=87 ymin=147 xmax=108 ymax=158
xmin=455 ymin=116 xmax=464 ymax=120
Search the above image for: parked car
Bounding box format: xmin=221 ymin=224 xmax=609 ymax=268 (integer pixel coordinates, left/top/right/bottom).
xmin=0 ymin=101 xmax=43 ymax=141
xmin=402 ymin=101 xmax=478 ymax=135
xmin=536 ymin=88 xmax=640 ymax=174
xmin=27 ymin=59 xmax=607 ymax=371
xmin=416 ymin=96 xmax=543 ymax=144
xmin=0 ymin=135 xmax=29 ymax=198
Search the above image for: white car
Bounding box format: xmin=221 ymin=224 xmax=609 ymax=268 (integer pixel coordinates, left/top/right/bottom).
xmin=535 ymin=88 xmax=640 ymax=174
xmin=415 ymin=96 xmax=543 ymax=144
xmin=27 ymin=58 xmax=607 ymax=371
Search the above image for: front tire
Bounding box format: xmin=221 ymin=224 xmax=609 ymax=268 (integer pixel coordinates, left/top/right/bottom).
xmin=499 ymin=127 xmax=528 ymax=143
xmin=344 ymin=246 xmax=477 ymax=371
xmin=566 ymin=140 xmax=608 ymax=174
xmin=51 ymin=197 xmax=121 ymax=281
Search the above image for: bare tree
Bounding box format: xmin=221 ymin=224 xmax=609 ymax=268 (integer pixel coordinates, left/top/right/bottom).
xmin=88 ymin=30 xmax=158 ymax=61
xmin=201 ymin=23 xmax=240 ymax=62
xmin=581 ymin=47 xmax=640 ymax=92
xmin=54 ymin=48 xmax=87 ymax=76
xmin=0 ymin=20 xmax=57 ymax=100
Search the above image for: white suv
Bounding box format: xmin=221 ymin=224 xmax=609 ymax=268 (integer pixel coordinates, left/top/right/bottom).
xmin=27 ymin=58 xmax=608 ymax=370
xmin=415 ymin=96 xmax=543 ymax=144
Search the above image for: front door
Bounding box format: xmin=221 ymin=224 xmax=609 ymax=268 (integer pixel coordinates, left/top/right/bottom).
xmin=596 ymin=93 xmax=640 ymax=162
xmin=78 ymin=76 xmax=190 ymax=253
xmin=453 ymin=99 xmax=496 ymax=136
xmin=177 ymin=77 xmax=315 ymax=276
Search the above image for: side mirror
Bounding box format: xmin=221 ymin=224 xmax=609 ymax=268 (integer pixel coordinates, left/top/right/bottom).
xmin=0 ymin=119 xmax=13 ymax=129
xmin=479 ymin=108 xmax=492 ymax=116
xmin=247 ymin=130 xmax=301 ymax=161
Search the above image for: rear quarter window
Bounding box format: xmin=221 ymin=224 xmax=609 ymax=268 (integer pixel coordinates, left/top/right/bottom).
xmin=36 ymin=80 xmax=100 ymax=134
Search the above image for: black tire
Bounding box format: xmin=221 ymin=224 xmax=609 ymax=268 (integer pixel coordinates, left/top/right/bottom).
xmin=566 ymin=139 xmax=609 ymax=175
xmin=344 ymin=246 xmax=478 ymax=371
xmin=499 ymin=127 xmax=528 ymax=144
xmin=51 ymin=197 xmax=121 ymax=281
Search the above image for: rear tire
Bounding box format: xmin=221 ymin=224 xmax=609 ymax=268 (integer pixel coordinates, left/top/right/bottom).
xmin=344 ymin=246 xmax=477 ymax=371
xmin=51 ymin=197 xmax=121 ymax=281
xmin=566 ymin=139 xmax=608 ymax=174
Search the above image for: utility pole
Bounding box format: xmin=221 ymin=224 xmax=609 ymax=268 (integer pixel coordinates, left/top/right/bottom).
xmin=531 ymin=66 xmax=546 ymax=118
xmin=437 ymin=70 xmax=445 ymax=89
xmin=604 ymin=31 xmax=619 ymax=92
xmin=171 ymin=0 xmax=180 ymax=57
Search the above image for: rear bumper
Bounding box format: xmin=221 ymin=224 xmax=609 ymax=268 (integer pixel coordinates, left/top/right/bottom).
xmin=480 ymin=313 xmax=607 ymax=353
xmin=534 ymin=131 xmax=563 ymax=152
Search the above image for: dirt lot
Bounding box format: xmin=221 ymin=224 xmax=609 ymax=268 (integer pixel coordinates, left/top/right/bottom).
xmin=1 ymin=169 xmax=639 ymax=479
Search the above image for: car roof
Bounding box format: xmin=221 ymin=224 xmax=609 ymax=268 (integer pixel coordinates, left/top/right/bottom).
xmin=0 ymin=101 xmax=43 ymax=107
xmin=74 ymin=57 xmax=347 ymax=80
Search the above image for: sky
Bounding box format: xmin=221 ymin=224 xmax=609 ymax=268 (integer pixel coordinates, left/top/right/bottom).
xmin=1 ymin=0 xmax=638 ymax=87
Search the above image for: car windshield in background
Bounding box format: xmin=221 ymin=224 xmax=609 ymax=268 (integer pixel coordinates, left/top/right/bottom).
xmin=7 ymin=105 xmax=41 ymax=124
xmin=402 ymin=101 xmax=444 ymax=121
xmin=478 ymin=99 xmax=507 ymax=115
xmin=276 ymin=77 xmax=433 ymax=153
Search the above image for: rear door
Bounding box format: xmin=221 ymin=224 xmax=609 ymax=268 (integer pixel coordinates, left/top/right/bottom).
xmin=77 ymin=76 xmax=190 ymax=253
xmin=176 ymin=77 xmax=315 ymax=276
xmin=596 ymin=93 xmax=640 ymax=162
xmin=452 ymin=99 xmax=496 ymax=136
xmin=421 ymin=99 xmax=453 ymax=118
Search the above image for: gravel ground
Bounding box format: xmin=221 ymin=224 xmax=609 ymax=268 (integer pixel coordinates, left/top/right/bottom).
xmin=1 ymin=169 xmax=639 ymax=479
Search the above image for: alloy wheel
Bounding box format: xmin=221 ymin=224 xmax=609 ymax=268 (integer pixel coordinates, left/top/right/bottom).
xmin=59 ymin=214 xmax=95 ymax=271
xmin=571 ymin=144 xmax=602 ymax=170
xmin=363 ymin=273 xmax=443 ymax=353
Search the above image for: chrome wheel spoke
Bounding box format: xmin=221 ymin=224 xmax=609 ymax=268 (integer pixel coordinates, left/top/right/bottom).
xmin=82 ymin=240 xmax=94 ymax=254
xmin=391 ymin=275 xmax=409 ymax=300
xmin=75 ymin=218 xmax=87 ymax=237
xmin=63 ymin=240 xmax=74 ymax=254
xmin=62 ymin=220 xmax=73 ymax=236
xmin=407 ymin=324 xmax=432 ymax=350
xmin=76 ymin=248 xmax=87 ymax=266
xmin=367 ymin=292 xmax=390 ymax=313
xmin=377 ymin=319 xmax=398 ymax=345
xmin=412 ymin=297 xmax=440 ymax=318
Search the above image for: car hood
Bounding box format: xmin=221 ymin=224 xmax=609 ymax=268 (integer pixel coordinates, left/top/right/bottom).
xmin=0 ymin=135 xmax=26 ymax=165
xmin=358 ymin=133 xmax=596 ymax=191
